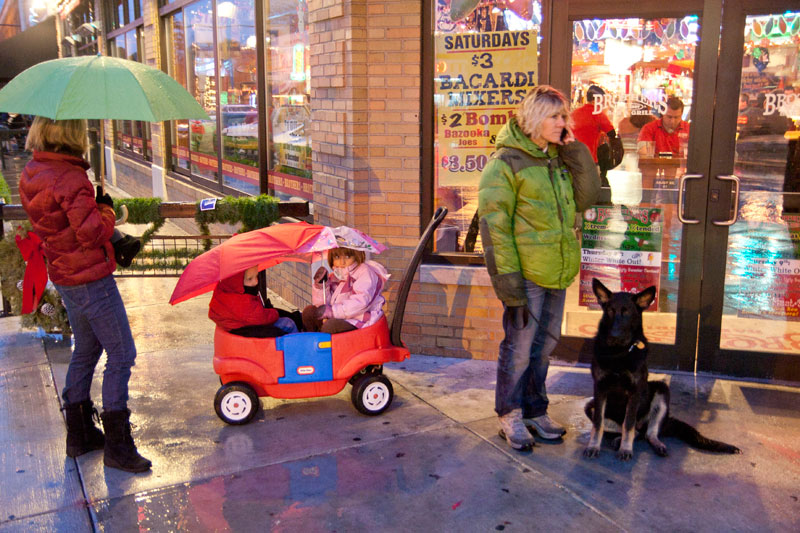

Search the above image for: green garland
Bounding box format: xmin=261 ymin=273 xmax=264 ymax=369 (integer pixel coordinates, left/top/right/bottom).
xmin=195 ymin=194 xmax=279 ymax=250
xmin=0 ymin=171 xmax=11 ymax=204
xmin=0 ymin=223 xmax=71 ymax=334
xmin=113 ymin=197 xmax=164 ymax=245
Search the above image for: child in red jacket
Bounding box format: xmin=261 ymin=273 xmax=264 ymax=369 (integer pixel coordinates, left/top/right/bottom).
xmin=209 ymin=266 xmax=298 ymax=337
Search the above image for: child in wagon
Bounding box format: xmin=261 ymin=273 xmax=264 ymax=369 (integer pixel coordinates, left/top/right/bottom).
xmin=209 ymin=266 xmax=299 ymax=337
xmin=302 ymin=246 xmax=390 ymax=334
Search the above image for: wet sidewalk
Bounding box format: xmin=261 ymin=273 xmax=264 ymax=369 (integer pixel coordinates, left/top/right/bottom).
xmin=1 ymin=277 xmax=799 ymax=532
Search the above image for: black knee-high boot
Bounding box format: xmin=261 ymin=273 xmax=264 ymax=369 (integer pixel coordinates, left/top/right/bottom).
xmin=63 ymin=400 xmax=105 ymax=458
xmin=100 ymin=409 xmax=152 ymax=473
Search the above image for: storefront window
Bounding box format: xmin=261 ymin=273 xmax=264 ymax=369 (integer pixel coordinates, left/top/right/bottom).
xmin=162 ymin=0 xmax=310 ymax=197
xmin=108 ymin=24 xmax=151 ymax=161
xmin=432 ymin=0 xmax=542 ymax=253
xmin=165 ymin=0 xmax=219 ymax=184
xmin=218 ymin=0 xmax=259 ymax=195
xmin=187 ymin=0 xmax=219 ymax=183
xmin=266 ymin=0 xmax=311 ymax=201
xmin=165 ymin=11 xmax=190 ymax=173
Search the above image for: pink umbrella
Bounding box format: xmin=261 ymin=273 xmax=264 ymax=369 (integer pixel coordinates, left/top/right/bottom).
xmin=169 ymin=222 xmax=385 ymax=305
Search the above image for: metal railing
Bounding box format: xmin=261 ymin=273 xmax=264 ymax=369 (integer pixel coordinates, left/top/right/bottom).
xmin=0 ymin=199 xmax=309 ymax=312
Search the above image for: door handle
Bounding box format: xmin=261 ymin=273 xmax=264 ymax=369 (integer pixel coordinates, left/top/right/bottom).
xmin=712 ymin=174 xmax=740 ymax=226
xmin=677 ymin=173 xmax=702 ymax=224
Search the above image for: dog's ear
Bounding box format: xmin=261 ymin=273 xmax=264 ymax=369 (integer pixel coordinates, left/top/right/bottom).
xmin=635 ymin=286 xmax=657 ymax=311
xmin=592 ymin=278 xmax=613 ymax=304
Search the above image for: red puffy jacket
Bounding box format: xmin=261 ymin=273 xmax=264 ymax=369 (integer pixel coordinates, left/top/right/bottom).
xmin=208 ymin=271 xmax=279 ymax=331
xmin=19 ymin=151 xmax=116 ymax=286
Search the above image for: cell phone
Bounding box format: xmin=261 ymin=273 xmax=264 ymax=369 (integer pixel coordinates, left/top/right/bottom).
xmin=560 ymin=128 xmax=569 ymax=141
xmin=658 ymin=151 xmax=673 ymax=158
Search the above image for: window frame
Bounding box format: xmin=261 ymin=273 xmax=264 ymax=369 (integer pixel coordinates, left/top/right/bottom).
xmin=421 ymin=0 xmax=554 ymax=265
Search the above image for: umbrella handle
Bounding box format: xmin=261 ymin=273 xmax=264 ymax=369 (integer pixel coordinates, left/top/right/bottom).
xmin=99 ymin=120 xmax=105 ymax=191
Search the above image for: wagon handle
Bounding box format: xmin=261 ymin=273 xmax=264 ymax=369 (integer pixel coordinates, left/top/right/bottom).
xmin=389 ymin=207 xmax=448 ymax=347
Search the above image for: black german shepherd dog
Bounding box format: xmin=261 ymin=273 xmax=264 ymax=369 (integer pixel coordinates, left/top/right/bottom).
xmin=583 ymin=279 xmax=741 ymax=461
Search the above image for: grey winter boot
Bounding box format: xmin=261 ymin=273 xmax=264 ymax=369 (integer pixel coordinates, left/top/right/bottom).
xmin=100 ymin=409 xmax=152 ymax=473
xmin=63 ymin=400 xmax=105 ymax=458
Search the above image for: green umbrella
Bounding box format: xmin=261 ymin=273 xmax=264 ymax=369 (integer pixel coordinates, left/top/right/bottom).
xmin=0 ymin=55 xmax=209 ymax=188
xmin=0 ymin=55 xmax=209 ymax=121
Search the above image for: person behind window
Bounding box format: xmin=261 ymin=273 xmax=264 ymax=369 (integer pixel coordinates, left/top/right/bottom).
xmin=478 ymin=85 xmax=594 ymax=451
xmin=19 ymin=116 xmax=150 ymax=473
xmin=302 ymin=247 xmax=390 ymax=334
xmin=209 ymin=266 xmax=299 ymax=337
xmin=571 ymin=84 xmax=617 ymax=162
xmin=637 ymin=96 xmax=690 ymax=156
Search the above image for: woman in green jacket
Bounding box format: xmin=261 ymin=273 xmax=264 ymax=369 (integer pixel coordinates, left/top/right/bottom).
xmin=478 ymin=85 xmax=597 ymax=450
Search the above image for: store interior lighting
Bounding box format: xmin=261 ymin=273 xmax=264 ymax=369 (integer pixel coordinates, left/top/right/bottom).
xmin=604 ymin=39 xmax=642 ymax=74
xmin=217 ymin=2 xmax=237 ymax=19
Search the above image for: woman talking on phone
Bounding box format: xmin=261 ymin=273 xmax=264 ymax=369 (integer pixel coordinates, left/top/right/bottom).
xmin=478 ymin=85 xmax=598 ymax=451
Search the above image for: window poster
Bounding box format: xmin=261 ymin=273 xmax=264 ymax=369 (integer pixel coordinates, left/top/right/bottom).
xmin=725 ymin=215 xmax=800 ymax=322
xmin=434 ymin=30 xmax=538 ymax=252
xmin=579 ymin=205 xmax=663 ymax=309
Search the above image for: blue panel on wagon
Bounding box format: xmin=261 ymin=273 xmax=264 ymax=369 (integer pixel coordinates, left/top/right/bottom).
xmin=276 ymin=333 xmax=334 ymax=384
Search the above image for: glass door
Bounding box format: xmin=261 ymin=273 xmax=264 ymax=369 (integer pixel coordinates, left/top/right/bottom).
xmin=554 ymin=0 xmax=800 ymax=382
xmin=697 ymin=1 xmax=800 ymax=381
xmin=553 ymin=1 xmax=716 ymax=372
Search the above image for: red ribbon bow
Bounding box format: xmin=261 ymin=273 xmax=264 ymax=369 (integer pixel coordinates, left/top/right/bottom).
xmin=15 ymin=230 xmax=48 ymax=314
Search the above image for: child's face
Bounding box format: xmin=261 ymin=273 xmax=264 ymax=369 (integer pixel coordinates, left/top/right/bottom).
xmin=243 ymin=267 xmax=258 ymax=287
xmin=332 ymin=254 xmax=356 ymax=269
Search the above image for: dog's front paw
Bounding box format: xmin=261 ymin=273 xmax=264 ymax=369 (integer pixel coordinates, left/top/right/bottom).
xmin=646 ymin=437 xmax=668 ymax=457
xmin=616 ymin=449 xmax=633 ymax=461
xmin=583 ymin=446 xmax=601 ymax=459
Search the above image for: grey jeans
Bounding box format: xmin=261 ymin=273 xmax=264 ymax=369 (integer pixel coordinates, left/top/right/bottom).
xmin=495 ymin=279 xmax=566 ymax=418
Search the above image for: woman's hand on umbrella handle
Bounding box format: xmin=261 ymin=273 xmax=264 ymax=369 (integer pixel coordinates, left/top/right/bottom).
xmin=95 ymin=185 xmax=113 ymax=208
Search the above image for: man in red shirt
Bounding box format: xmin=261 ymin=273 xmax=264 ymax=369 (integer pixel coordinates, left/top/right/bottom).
xmin=571 ymin=85 xmax=616 ymax=162
xmin=638 ymin=96 xmax=690 ymax=157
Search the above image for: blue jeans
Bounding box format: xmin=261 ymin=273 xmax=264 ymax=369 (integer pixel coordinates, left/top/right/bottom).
xmin=495 ymin=280 xmax=566 ymax=418
xmin=274 ymin=317 xmax=298 ymax=334
xmin=55 ymin=275 xmax=137 ymax=412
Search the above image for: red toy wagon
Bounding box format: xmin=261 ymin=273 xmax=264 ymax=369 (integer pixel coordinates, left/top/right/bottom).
xmin=170 ymin=208 xmax=447 ymax=424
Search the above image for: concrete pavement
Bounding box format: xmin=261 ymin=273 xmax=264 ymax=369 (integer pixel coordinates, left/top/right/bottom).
xmin=1 ymin=276 xmax=800 ymax=532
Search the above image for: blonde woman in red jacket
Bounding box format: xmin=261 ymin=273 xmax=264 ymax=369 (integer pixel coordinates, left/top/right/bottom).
xmin=19 ymin=116 xmax=150 ymax=473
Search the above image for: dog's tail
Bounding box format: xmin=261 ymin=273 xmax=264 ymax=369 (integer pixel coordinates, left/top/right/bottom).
xmin=662 ymin=417 xmax=741 ymax=454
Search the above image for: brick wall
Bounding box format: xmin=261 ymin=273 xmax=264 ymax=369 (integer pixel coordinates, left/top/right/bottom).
xmin=265 ymin=262 xmax=312 ymax=314
xmin=301 ymin=0 xmax=425 ymax=335
xmin=114 ymin=156 xmax=153 ymax=198
xmin=405 ymin=266 xmax=504 ymax=359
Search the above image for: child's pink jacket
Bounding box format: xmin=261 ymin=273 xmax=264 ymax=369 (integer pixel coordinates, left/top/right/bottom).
xmin=312 ymin=260 xmax=390 ymax=328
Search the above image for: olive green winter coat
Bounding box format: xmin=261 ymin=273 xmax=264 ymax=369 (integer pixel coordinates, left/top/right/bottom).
xmin=478 ymin=117 xmax=582 ymax=306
